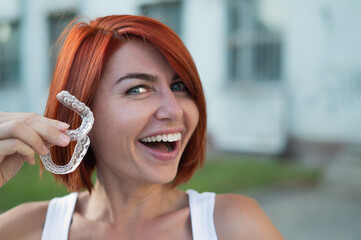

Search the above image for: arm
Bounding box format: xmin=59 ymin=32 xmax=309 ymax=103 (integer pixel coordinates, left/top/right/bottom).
xmin=214 ymin=194 xmax=284 ymax=240
xmin=0 ymin=201 xmax=49 ymax=240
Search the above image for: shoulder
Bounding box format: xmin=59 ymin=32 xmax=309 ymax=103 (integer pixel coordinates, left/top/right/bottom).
xmin=0 ymin=200 xmax=49 ymax=240
xmin=214 ymin=194 xmax=284 ymax=240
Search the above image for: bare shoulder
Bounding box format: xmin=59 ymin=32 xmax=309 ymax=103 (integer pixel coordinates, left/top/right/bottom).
xmin=0 ymin=200 xmax=49 ymax=240
xmin=214 ymin=194 xmax=284 ymax=240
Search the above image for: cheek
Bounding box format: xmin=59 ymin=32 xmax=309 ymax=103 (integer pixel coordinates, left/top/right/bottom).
xmin=116 ymin=103 xmax=154 ymax=132
xmin=186 ymin=101 xmax=199 ymax=130
xmin=90 ymin=103 xmax=152 ymax=144
xmin=184 ymin=100 xmax=200 ymax=134
xmin=89 ymin=107 xmax=143 ymax=162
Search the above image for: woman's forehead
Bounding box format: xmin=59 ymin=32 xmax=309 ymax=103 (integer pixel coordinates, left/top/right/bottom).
xmin=103 ymin=39 xmax=174 ymax=78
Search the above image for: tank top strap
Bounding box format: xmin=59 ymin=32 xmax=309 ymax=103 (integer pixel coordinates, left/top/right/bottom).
xmin=41 ymin=192 xmax=79 ymax=240
xmin=187 ymin=189 xmax=218 ymax=240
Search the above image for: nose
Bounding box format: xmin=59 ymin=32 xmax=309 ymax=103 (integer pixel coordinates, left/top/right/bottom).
xmin=154 ymin=90 xmax=183 ymax=122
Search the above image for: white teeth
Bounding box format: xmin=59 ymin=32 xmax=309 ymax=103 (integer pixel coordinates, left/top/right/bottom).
xmin=162 ymin=134 xmax=167 ymax=141
xmin=140 ymin=133 xmax=182 ymax=143
xmin=168 ymin=134 xmax=174 ymax=142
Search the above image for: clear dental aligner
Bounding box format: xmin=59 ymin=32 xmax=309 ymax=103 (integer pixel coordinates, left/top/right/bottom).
xmin=39 ymin=90 xmax=94 ymax=174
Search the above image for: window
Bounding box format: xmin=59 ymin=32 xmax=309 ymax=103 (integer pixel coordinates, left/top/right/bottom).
xmin=48 ymin=11 xmax=77 ymax=77
xmin=140 ymin=1 xmax=182 ymax=36
xmin=0 ymin=21 xmax=20 ymax=88
xmin=227 ymin=0 xmax=284 ymax=83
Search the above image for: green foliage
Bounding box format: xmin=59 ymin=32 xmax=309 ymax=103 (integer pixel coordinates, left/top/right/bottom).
xmin=178 ymin=154 xmax=320 ymax=193
xmin=0 ymin=160 xmax=69 ymax=212
xmin=0 ymin=154 xmax=320 ymax=212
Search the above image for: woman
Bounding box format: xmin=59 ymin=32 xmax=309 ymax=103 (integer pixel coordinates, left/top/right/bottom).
xmin=0 ymin=15 xmax=284 ymax=239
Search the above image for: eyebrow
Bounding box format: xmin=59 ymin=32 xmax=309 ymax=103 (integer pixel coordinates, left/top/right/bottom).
xmin=114 ymin=72 xmax=180 ymax=85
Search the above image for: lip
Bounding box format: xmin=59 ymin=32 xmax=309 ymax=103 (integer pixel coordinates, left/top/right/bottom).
xmin=136 ymin=139 xmax=181 ymax=161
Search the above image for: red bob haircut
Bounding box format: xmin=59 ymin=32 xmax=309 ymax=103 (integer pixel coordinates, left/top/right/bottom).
xmin=44 ymin=15 xmax=207 ymax=192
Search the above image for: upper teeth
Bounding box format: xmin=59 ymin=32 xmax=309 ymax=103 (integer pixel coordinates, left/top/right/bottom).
xmin=140 ymin=133 xmax=181 ymax=143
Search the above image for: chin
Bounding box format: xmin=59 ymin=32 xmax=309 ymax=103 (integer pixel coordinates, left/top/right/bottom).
xmin=144 ymin=169 xmax=178 ymax=186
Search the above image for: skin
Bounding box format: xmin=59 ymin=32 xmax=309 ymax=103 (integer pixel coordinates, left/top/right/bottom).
xmin=0 ymin=39 xmax=284 ymax=240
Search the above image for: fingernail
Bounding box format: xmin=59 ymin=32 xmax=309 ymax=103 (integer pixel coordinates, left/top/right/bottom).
xmin=59 ymin=133 xmax=70 ymax=145
xmin=57 ymin=121 xmax=70 ymax=130
xmin=42 ymin=145 xmax=49 ymax=155
xmin=28 ymin=157 xmax=36 ymax=165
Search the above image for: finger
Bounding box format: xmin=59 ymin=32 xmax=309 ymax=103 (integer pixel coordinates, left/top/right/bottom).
xmin=23 ymin=117 xmax=70 ymax=147
xmin=0 ymin=120 xmax=49 ymax=155
xmin=24 ymin=154 xmax=36 ymax=165
xmin=0 ymin=113 xmax=70 ymax=150
xmin=27 ymin=115 xmax=70 ymax=131
xmin=0 ymin=112 xmax=33 ymax=124
xmin=0 ymin=158 xmax=24 ymax=187
xmin=0 ymin=138 xmax=36 ymax=165
xmin=0 ymin=112 xmax=70 ymax=131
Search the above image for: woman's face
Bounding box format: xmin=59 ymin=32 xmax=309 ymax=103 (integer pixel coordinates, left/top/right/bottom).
xmin=89 ymin=39 xmax=199 ymax=186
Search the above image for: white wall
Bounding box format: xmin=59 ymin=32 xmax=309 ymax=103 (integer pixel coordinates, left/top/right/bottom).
xmin=1 ymin=0 xmax=360 ymax=152
xmin=184 ymin=0 xmax=287 ymax=154
xmin=286 ymin=0 xmax=361 ymax=144
xmin=0 ymin=0 xmax=22 ymax=112
xmin=79 ymin=0 xmax=138 ymax=17
xmin=0 ymin=0 xmax=20 ymax=21
xmin=182 ymin=0 xmax=229 ymax=144
xmin=0 ymin=0 xmax=78 ymax=114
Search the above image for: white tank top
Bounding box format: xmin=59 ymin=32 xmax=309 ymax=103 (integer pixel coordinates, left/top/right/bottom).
xmin=41 ymin=190 xmax=218 ymax=240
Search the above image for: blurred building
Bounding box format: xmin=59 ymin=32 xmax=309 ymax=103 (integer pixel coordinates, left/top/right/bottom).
xmin=0 ymin=0 xmax=360 ymax=155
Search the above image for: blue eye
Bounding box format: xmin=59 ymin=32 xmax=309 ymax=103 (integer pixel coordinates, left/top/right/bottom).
xmin=171 ymin=81 xmax=187 ymax=92
xmin=126 ymin=85 xmax=149 ymax=95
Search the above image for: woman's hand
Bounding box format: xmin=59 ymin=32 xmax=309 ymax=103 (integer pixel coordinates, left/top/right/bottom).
xmin=0 ymin=112 xmax=70 ymax=187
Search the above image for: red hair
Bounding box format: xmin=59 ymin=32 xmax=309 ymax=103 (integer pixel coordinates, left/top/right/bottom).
xmin=44 ymin=15 xmax=206 ymax=192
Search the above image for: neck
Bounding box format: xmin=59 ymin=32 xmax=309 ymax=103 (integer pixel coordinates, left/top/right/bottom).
xmin=82 ymin=176 xmax=180 ymax=226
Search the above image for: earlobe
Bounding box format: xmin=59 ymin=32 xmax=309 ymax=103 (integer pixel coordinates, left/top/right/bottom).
xmin=39 ymin=91 xmax=94 ymax=174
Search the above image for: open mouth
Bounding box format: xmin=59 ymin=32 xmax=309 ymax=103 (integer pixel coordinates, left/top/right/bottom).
xmin=139 ymin=133 xmax=181 ymax=153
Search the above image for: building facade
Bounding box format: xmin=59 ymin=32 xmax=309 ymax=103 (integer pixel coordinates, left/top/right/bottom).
xmin=1 ymin=0 xmax=360 ymax=154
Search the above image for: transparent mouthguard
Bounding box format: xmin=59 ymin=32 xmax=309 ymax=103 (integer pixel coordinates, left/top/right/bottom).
xmin=39 ymin=90 xmax=94 ymax=174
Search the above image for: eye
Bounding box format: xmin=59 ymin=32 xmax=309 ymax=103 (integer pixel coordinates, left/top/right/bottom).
xmin=126 ymin=85 xmax=149 ymax=95
xmin=170 ymin=81 xmax=188 ymax=92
